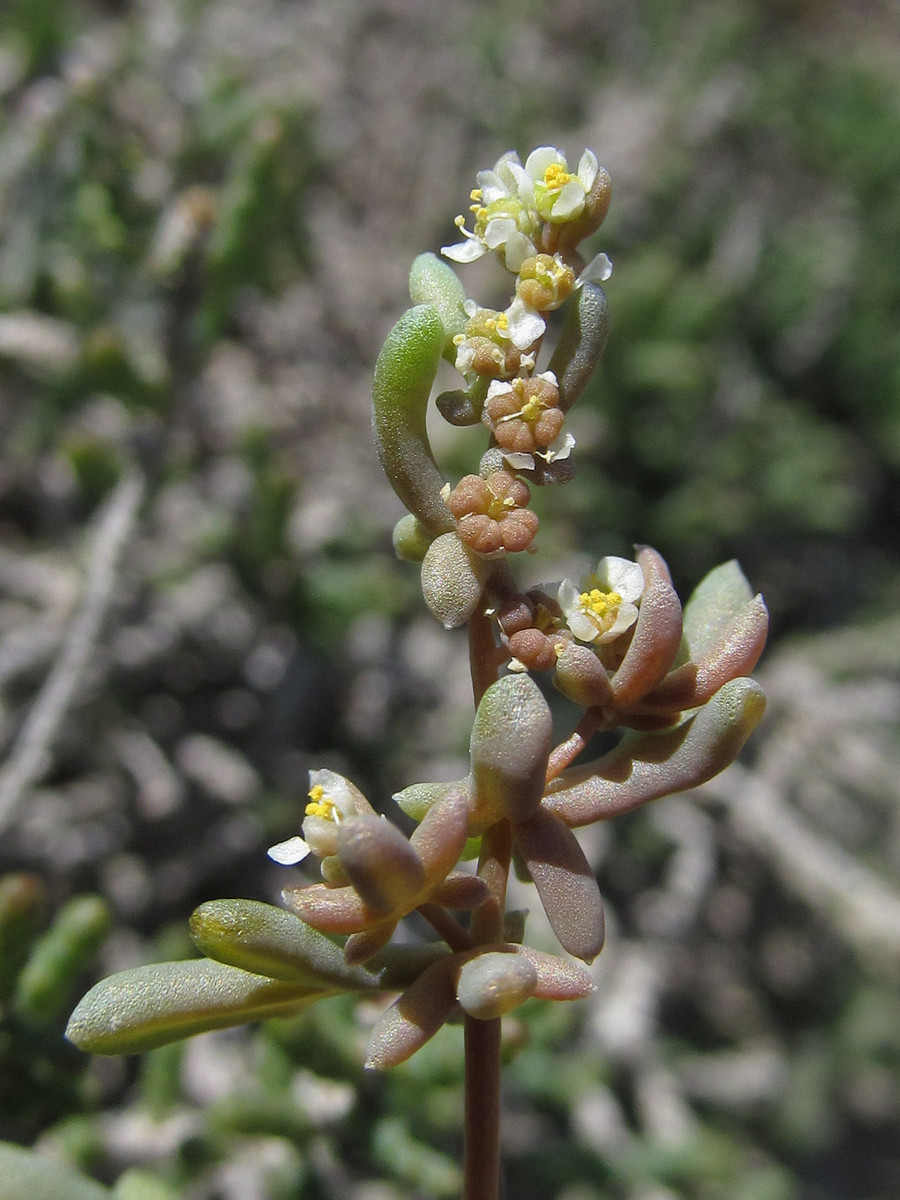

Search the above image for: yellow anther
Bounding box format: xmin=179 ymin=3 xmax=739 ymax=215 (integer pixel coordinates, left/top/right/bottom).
xmin=543 ymin=163 xmax=575 ymax=192
xmin=519 ymin=395 xmax=546 ymax=422
xmin=487 ymin=492 xmax=517 ymax=520
xmin=470 ymin=188 xmax=483 ymax=202
xmin=305 ymin=783 xmax=340 ymax=822
xmin=578 ymin=588 xmax=623 ymax=631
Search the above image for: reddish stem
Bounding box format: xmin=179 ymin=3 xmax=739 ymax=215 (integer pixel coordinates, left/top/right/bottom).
xmin=417 ymin=903 xmax=473 ymax=952
xmin=463 ymin=1014 xmax=502 ymax=1200
xmin=545 ymin=706 xmax=607 ymax=782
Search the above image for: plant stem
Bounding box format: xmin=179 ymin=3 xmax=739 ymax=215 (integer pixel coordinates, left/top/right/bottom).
xmin=463 ymin=1013 xmax=502 ymax=1200
xmin=464 ymin=820 xmax=513 ymax=1199
xmin=462 ymin=596 xmax=510 ymax=1200
xmin=545 ymin=706 xmax=607 ymax=782
xmin=468 ymin=596 xmax=500 ymax=706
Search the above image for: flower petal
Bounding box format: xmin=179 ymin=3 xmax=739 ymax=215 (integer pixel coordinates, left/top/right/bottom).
xmin=441 ymin=238 xmax=487 ymax=264
xmin=267 ymin=836 xmax=311 ymax=866
xmin=506 ymin=297 xmax=545 ymax=349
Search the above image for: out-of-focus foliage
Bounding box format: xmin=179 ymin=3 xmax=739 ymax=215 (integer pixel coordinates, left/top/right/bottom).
xmin=1 ymin=0 xmax=898 ymax=1197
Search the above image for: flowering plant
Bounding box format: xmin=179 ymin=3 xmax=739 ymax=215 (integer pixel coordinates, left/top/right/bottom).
xmin=66 ymin=146 xmax=767 ymax=1199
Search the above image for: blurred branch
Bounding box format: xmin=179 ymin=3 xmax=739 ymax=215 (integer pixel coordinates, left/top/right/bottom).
xmin=699 ymin=762 xmax=900 ymax=974
xmin=0 ymin=468 xmax=145 ymax=833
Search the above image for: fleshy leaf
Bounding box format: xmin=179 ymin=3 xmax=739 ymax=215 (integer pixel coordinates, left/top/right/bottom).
xmin=524 ymin=946 xmax=596 ymax=1000
xmin=189 ymin=899 xmax=378 ymax=990
xmin=644 ymin=593 xmax=768 ymax=712
xmin=393 ymin=779 xmax=466 ymax=821
xmin=680 ymin=560 xmax=755 ymax=663
xmin=469 ymin=674 xmax=552 ymax=826
xmin=513 ymin=809 xmax=605 ymax=962
xmin=66 ymin=959 xmax=328 ymax=1055
xmin=544 ymin=676 xmax=767 ymax=827
xmin=392 ymin=514 xmax=434 ymax=563
xmin=456 ymin=950 xmax=537 ymax=1019
xmin=337 ymin=817 xmax=426 ymax=914
xmin=546 ymin=282 xmax=610 ymax=412
xmin=372 ymin=303 xmax=454 ymax=536
xmin=610 ymin=573 xmax=683 ymax=707
xmin=365 ymin=956 xmax=459 ymax=1069
xmin=408 ymin=252 xmax=468 ymax=354
xmin=421 ymin=532 xmax=491 ymax=629
xmin=0 ymin=1141 xmax=111 ymax=1200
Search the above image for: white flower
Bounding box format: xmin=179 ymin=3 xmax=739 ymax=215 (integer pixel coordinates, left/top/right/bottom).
xmin=267 ymin=769 xmax=360 ymax=865
xmin=503 ymin=430 xmax=576 ymax=474
xmin=505 ymin=251 xmax=613 ymax=350
xmin=525 ymin=147 xmax=599 ymax=223
xmin=441 ymin=152 xmax=540 ymax=270
xmin=558 ymin=556 xmax=644 ymax=645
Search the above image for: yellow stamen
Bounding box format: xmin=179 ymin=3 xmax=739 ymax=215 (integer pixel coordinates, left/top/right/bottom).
xmin=487 ymin=491 xmax=516 ymax=521
xmin=578 ymin=588 xmax=622 ymax=632
xmin=543 ymin=163 xmax=576 ymax=192
xmin=305 ymin=783 xmax=340 ymax=821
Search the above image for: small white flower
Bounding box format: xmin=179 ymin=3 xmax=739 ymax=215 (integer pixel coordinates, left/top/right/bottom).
xmin=558 ymin=556 xmax=645 ymax=645
xmin=505 ymin=252 xmax=613 ymax=351
xmin=268 ymin=769 xmax=360 ymax=865
xmin=441 ymin=152 xmax=540 ymax=270
xmin=525 ymin=147 xmax=599 ymax=223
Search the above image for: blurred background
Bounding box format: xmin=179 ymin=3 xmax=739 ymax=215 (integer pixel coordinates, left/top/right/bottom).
xmin=1 ymin=0 xmax=899 ymax=1197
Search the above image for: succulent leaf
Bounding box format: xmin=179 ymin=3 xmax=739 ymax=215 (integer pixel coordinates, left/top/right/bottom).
xmin=66 ymin=959 xmax=328 ymax=1054
xmin=189 ymin=898 xmax=379 ymax=989
xmin=513 ymin=808 xmax=605 ymax=962
xmin=546 ymin=282 xmax=610 ymax=412
xmin=469 ymin=674 xmax=553 ymax=826
xmin=680 ymin=560 xmax=755 ymax=663
xmin=372 ymin=303 xmax=454 ymax=536
xmin=545 ymin=676 xmax=767 ymax=827
xmin=421 ymin=532 xmax=491 ymax=628
xmin=408 ymin=252 xmax=469 ymax=354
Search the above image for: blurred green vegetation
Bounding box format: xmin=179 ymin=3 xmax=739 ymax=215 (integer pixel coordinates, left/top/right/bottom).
xmin=1 ymin=0 xmax=899 ymax=1198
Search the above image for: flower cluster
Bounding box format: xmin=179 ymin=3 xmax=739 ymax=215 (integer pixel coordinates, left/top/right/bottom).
xmin=67 ymin=146 xmax=768 ymax=1086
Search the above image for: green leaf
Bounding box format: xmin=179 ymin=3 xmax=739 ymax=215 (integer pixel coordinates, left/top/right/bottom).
xmin=14 ymin=894 xmax=110 ymax=1027
xmin=372 ymin=303 xmax=454 ymax=536
xmin=681 ymin=560 xmax=755 ymax=663
xmin=0 ymin=1141 xmax=111 ymax=1200
xmin=547 ymin=281 xmax=610 ymax=412
xmin=408 ymin=252 xmax=468 ymax=353
xmin=189 ymin=899 xmax=380 ymax=990
xmin=66 ymin=959 xmax=329 ymax=1055
xmin=393 ymin=779 xmax=465 ymax=821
